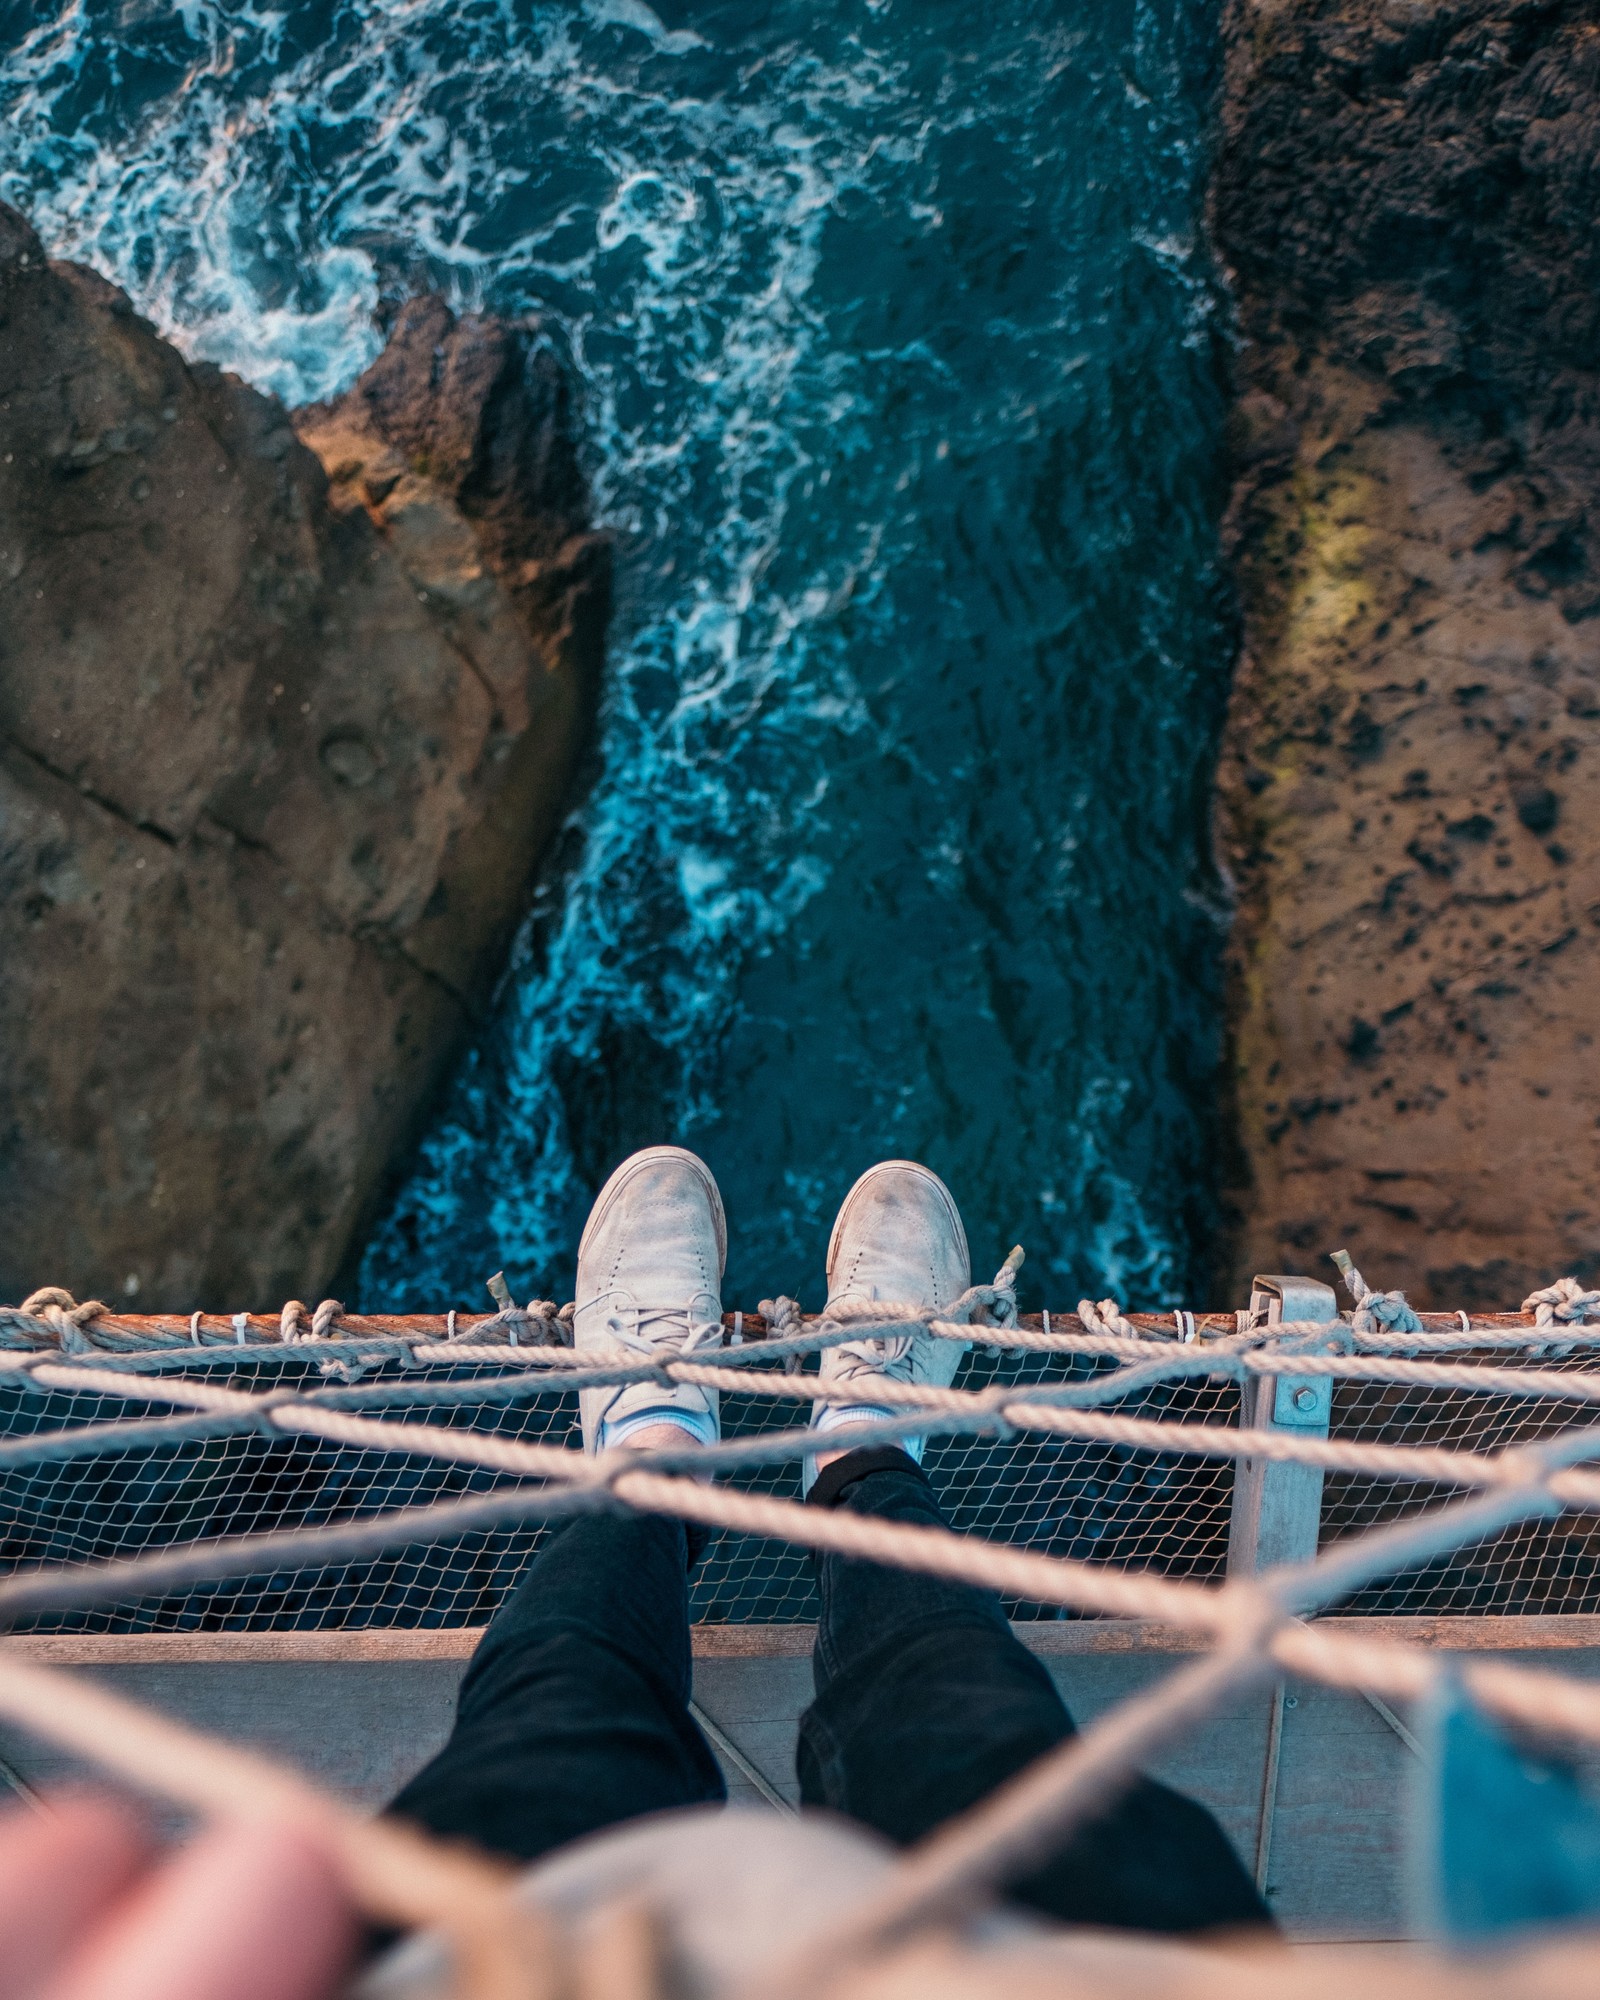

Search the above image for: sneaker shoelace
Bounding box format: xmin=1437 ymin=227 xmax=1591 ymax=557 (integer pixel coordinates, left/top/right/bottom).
xmin=825 ymin=1321 xmax=919 ymax=1389
xmin=593 ymin=1300 xmax=724 ymax=1365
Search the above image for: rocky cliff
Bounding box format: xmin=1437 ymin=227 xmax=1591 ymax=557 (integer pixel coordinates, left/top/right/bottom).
xmin=1214 ymin=0 xmax=1600 ymax=1306
xmin=0 ymin=204 xmax=607 ymax=1310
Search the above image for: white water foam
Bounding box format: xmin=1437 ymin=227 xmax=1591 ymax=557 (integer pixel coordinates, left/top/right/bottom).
xmin=1 ymin=0 xmax=1227 ymax=1308
xmin=1 ymin=0 xmax=900 ymax=1253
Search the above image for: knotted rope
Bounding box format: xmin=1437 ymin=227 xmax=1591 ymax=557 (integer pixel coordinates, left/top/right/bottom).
xmin=1077 ymin=1296 xmax=1139 ymax=1340
xmin=277 ymin=1299 xmax=348 ymax=1342
xmin=762 ymin=1246 xmax=1027 ymax=1340
xmin=1330 ymin=1248 xmax=1424 ymax=1336
xmin=482 ymin=1274 xmax=574 ymax=1347
xmin=752 ymin=1249 xmax=1025 ymax=1380
xmin=7 ymin=1244 xmax=1600 ymax=1367
xmin=1523 ymin=1275 xmax=1600 ymax=1326
xmin=7 ymin=1287 xmax=111 ymax=1354
xmin=9 ymin=1246 xmax=1600 ymax=1994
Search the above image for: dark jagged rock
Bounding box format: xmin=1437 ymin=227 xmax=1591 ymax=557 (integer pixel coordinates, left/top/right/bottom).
xmin=1213 ymin=0 xmax=1600 ymax=1306
xmin=0 ymin=205 xmax=607 ymax=1310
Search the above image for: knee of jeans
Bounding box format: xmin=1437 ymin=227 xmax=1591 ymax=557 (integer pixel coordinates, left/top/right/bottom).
xmin=801 ymin=1628 xmax=1071 ymax=1806
xmin=800 ymin=1699 xmax=1066 ymax=1842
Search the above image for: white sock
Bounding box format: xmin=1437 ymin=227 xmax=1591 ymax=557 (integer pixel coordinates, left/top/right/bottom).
xmin=813 ymin=1403 xmax=926 ymax=1464
xmin=601 ymin=1405 xmax=716 ymax=1451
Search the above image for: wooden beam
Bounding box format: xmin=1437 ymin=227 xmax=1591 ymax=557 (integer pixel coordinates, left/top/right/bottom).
xmin=8 ymin=1614 xmax=1600 ymax=1667
xmin=5 ymin=1616 xmax=1598 ymax=1936
xmin=3 ymin=1307 xmax=1570 ymax=1348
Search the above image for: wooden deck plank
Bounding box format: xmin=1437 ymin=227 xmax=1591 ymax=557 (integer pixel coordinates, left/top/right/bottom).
xmin=4 ymin=1621 xmax=1598 ymax=1937
xmin=9 ymin=1613 xmax=1600 ymax=1666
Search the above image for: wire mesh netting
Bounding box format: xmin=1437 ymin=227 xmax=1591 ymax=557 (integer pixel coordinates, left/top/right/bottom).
xmin=0 ymin=1347 xmax=1240 ymax=1632
xmin=1325 ymin=1350 xmax=1600 ymax=1617
xmin=5 ymin=1321 xmax=1599 ymax=1636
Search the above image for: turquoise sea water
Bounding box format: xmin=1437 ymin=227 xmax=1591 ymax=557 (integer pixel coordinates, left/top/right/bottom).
xmin=1 ymin=0 xmax=1234 ymax=1315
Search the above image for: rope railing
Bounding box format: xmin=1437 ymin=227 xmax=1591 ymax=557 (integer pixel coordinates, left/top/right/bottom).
xmin=7 ymin=1313 xmax=1600 ymax=1487
xmin=2 ymin=1304 xmax=1595 ymax=1354
xmin=7 ymin=1353 xmax=1600 ymax=1490
xmin=3 ymin=1397 xmax=1600 ymax=1994
xmin=4 ymin=1253 xmax=1600 ymax=1995
xmin=4 ymin=1251 xmax=1598 ymax=1363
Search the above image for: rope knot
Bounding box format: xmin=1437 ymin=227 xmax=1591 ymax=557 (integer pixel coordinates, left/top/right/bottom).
xmin=18 ymin=1288 xmax=81 ymax=1315
xmin=946 ymin=1245 xmax=1025 ymax=1330
xmin=1523 ymin=1276 xmax=1600 ymax=1327
xmin=757 ymin=1295 xmax=806 ymax=1373
xmin=17 ymin=1288 xmax=110 ymax=1352
xmin=525 ymin=1301 xmax=575 ymax=1347
xmin=1330 ymin=1249 xmax=1423 ymax=1337
xmin=1077 ymin=1295 xmax=1137 ymax=1340
xmin=278 ymin=1297 xmax=346 ymax=1343
xmin=311 ymin=1299 xmax=345 ymax=1341
xmin=757 ymin=1296 xmax=804 ymax=1341
xmin=968 ymin=1248 xmax=1032 ymax=1328
xmin=482 ymin=1274 xmax=574 ymax=1347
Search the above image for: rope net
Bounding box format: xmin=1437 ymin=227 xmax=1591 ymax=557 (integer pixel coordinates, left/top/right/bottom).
xmin=0 ymin=1345 xmax=1246 ymax=1633
xmin=3 ymin=1260 xmax=1600 ymax=1987
xmin=2 ymin=1265 xmax=1599 ymax=1634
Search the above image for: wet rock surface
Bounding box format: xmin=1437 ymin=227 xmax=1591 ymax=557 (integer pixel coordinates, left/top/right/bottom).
xmin=1214 ymin=0 xmax=1600 ymax=1305
xmin=0 ymin=205 xmax=606 ymax=1310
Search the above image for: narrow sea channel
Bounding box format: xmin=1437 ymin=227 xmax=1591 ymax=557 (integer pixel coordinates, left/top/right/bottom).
xmin=2 ymin=0 xmax=1237 ymax=1314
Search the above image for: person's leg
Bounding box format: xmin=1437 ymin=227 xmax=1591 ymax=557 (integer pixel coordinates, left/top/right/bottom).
xmin=794 ymin=1161 xmax=1267 ymax=1935
xmin=390 ymin=1146 xmax=732 ymax=1864
xmin=389 ymin=1505 xmax=724 ymax=1862
xmin=797 ymin=1444 xmax=1269 ymax=1934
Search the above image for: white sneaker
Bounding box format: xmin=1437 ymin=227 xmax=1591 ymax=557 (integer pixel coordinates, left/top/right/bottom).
xmin=806 ymin=1161 xmax=972 ymax=1487
xmin=573 ymin=1146 xmax=727 ymax=1453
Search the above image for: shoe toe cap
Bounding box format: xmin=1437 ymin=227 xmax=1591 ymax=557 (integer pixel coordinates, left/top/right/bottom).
xmin=827 ymin=1161 xmax=970 ymax=1310
xmin=578 ymin=1147 xmax=726 ymax=1305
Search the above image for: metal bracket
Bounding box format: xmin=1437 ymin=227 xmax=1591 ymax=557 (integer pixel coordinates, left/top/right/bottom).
xmin=1237 ymin=1275 xmax=1340 ymax=1905
xmin=1248 ymin=1273 xmax=1339 ymax=1330
xmin=1228 ymin=1274 xmax=1337 ymax=1576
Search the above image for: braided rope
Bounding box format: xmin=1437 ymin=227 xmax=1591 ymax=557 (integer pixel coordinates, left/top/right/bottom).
xmin=13 ymin=1314 xmax=1600 ymax=1413
xmin=6 ymin=1253 xmax=1600 ymax=1994
xmin=1524 ymin=1275 xmax=1600 ymax=1327
xmin=10 ymin=1319 xmax=1600 ymax=1489
xmin=1330 ymin=1250 xmax=1425 ymax=1337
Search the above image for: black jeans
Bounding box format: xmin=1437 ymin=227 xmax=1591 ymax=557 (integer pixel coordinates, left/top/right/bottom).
xmin=391 ymin=1448 xmax=1269 ymax=1935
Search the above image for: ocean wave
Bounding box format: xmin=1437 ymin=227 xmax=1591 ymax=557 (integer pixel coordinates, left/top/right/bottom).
xmin=1 ymin=0 xmax=1232 ymax=1312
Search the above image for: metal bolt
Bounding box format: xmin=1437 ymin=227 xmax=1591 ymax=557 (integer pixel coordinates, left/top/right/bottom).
xmin=1292 ymin=1386 xmax=1317 ymax=1413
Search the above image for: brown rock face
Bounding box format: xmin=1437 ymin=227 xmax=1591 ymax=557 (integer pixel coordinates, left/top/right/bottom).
xmin=0 ymin=204 xmax=607 ymax=1311
xmin=1214 ymin=1 xmax=1600 ymax=1306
